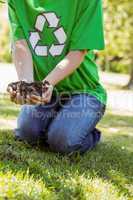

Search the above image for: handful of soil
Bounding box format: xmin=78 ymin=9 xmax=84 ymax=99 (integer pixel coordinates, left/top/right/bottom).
xmin=7 ymin=80 xmax=50 ymax=100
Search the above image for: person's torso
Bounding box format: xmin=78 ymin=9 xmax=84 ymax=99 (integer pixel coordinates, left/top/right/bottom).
xmin=13 ymin=0 xmax=107 ymax=104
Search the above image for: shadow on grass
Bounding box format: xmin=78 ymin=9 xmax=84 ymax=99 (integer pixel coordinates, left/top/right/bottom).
xmin=0 ymin=112 xmax=133 ymax=198
xmin=0 ymin=131 xmax=133 ymax=198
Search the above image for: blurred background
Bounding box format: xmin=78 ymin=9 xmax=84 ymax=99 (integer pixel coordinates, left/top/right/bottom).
xmin=0 ymin=0 xmax=133 ymax=112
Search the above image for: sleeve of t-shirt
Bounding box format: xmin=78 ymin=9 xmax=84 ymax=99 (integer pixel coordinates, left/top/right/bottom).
xmin=70 ymin=0 xmax=105 ymax=51
xmin=7 ymin=0 xmax=25 ymax=42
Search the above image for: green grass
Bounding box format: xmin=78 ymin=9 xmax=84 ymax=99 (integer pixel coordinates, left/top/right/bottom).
xmin=0 ymin=94 xmax=133 ymax=200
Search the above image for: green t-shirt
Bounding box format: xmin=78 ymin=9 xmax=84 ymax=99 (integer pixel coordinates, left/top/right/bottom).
xmin=8 ymin=0 xmax=107 ymax=104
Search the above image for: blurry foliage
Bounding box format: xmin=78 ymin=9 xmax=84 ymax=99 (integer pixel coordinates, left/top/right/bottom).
xmin=0 ymin=4 xmax=11 ymax=63
xmin=0 ymin=25 xmax=11 ymax=63
xmin=0 ymin=0 xmax=133 ymax=74
xmin=98 ymin=0 xmax=133 ymax=74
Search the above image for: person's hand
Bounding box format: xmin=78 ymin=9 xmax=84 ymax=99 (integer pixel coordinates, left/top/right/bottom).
xmin=27 ymin=81 xmax=54 ymax=105
xmin=7 ymin=81 xmax=26 ymax=105
xmin=7 ymin=81 xmax=54 ymax=105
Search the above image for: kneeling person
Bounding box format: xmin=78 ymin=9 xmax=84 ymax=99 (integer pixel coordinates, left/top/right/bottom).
xmin=7 ymin=0 xmax=107 ymax=154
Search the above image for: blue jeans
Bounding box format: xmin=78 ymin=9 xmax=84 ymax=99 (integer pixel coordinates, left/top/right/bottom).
xmin=15 ymin=94 xmax=105 ymax=154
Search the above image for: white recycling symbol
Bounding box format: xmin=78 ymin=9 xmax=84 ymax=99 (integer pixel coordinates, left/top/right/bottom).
xmin=29 ymin=12 xmax=67 ymax=57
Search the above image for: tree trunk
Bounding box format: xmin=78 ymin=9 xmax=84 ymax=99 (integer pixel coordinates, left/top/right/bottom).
xmin=126 ymin=65 xmax=133 ymax=89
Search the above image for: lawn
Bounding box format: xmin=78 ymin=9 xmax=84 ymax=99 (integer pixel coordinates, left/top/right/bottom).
xmin=0 ymin=94 xmax=133 ymax=200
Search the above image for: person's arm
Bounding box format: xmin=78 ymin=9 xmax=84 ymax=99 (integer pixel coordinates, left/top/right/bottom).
xmin=8 ymin=0 xmax=33 ymax=81
xmin=7 ymin=1 xmax=34 ymax=103
xmin=8 ymin=40 xmax=34 ymax=104
xmin=12 ymin=39 xmax=34 ymax=82
xmin=30 ymin=50 xmax=87 ymax=104
xmin=44 ymin=50 xmax=87 ymax=86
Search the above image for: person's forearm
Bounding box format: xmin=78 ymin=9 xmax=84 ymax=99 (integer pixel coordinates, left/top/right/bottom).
xmin=44 ymin=50 xmax=87 ymax=86
xmin=12 ymin=39 xmax=34 ymax=82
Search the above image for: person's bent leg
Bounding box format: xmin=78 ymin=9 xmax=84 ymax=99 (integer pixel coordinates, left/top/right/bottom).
xmin=15 ymin=97 xmax=59 ymax=144
xmin=47 ymin=94 xmax=105 ymax=154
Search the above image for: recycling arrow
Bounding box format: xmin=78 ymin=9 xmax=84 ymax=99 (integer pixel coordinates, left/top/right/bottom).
xmin=29 ymin=32 xmax=40 ymax=49
xmin=35 ymin=45 xmax=48 ymax=56
xmin=35 ymin=15 xmax=46 ymax=32
xmin=29 ymin=12 xmax=67 ymax=57
xmin=54 ymin=27 xmax=67 ymax=44
xmin=49 ymin=44 xmax=65 ymax=56
xmin=43 ymin=12 xmax=59 ymax=28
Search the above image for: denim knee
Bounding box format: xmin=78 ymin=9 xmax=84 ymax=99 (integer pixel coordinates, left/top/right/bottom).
xmin=15 ymin=122 xmax=41 ymax=144
xmin=15 ymin=105 xmax=43 ymax=144
xmin=47 ymin=127 xmax=68 ymax=153
xmin=47 ymin=126 xmax=81 ymax=154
